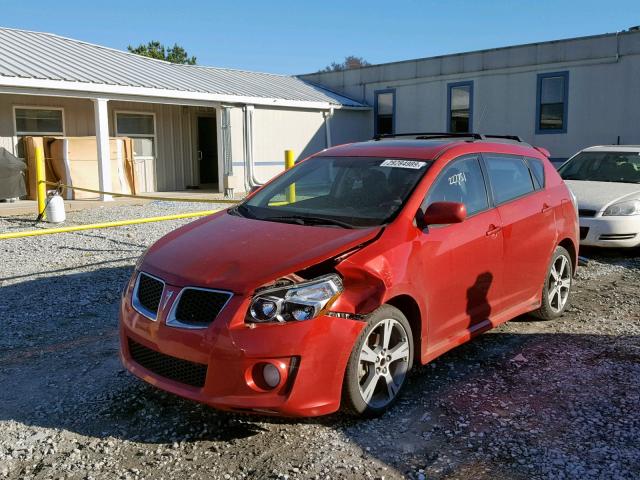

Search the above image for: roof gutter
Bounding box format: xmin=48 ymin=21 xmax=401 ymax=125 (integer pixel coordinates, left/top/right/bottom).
xmin=0 ymin=77 xmax=370 ymax=110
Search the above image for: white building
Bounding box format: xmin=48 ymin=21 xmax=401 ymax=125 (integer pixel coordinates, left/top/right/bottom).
xmin=301 ymin=28 xmax=640 ymax=164
xmin=0 ymin=27 xmax=368 ymax=197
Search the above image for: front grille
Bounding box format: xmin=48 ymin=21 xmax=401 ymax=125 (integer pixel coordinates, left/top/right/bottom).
xmin=579 ymin=209 xmax=597 ymax=217
xmin=135 ymin=273 xmax=164 ymax=316
xmin=128 ymin=338 xmax=207 ymax=388
xmin=580 ymin=227 xmax=589 ymax=240
xmin=170 ymin=288 xmax=232 ymax=326
xmin=599 ymin=233 xmax=637 ymax=240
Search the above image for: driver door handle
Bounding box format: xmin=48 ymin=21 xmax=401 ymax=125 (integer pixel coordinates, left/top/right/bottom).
xmin=542 ymin=203 xmax=552 ymax=213
xmin=486 ymin=224 xmax=502 ymax=236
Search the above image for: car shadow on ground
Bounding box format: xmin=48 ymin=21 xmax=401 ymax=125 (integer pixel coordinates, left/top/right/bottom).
xmin=1 ymin=259 xmax=639 ymax=478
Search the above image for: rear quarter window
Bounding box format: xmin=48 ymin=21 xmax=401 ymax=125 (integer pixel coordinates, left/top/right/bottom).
xmin=484 ymin=154 xmax=535 ymax=204
xmin=526 ymin=157 xmax=546 ymax=189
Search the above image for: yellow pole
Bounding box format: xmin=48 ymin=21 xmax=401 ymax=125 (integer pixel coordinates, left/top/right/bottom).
xmin=285 ymin=149 xmax=296 ymax=204
xmin=0 ymin=210 xmax=219 ymax=240
xmin=35 ymin=146 xmax=47 ymax=220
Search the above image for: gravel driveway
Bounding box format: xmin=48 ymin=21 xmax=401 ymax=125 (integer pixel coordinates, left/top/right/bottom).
xmin=1 ymin=203 xmax=639 ymax=480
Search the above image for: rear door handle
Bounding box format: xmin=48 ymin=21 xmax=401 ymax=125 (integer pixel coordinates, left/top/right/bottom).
xmin=486 ymin=224 xmax=502 ymax=236
xmin=542 ymin=203 xmax=552 ymax=213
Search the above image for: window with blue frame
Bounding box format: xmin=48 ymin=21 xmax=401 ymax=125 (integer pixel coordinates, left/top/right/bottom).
xmin=374 ymin=89 xmax=395 ymax=135
xmin=536 ymin=72 xmax=569 ymax=133
xmin=447 ymin=81 xmax=473 ymax=133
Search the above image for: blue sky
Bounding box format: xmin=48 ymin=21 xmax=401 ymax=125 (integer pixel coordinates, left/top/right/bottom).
xmin=2 ymin=0 xmax=639 ymax=74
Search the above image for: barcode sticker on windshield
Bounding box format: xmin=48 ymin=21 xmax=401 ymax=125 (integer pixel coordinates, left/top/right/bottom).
xmin=380 ymin=159 xmax=425 ymax=169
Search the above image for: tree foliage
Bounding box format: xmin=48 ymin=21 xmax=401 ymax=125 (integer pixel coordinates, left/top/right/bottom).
xmin=127 ymin=41 xmax=197 ymax=65
xmin=320 ymin=55 xmax=370 ymax=72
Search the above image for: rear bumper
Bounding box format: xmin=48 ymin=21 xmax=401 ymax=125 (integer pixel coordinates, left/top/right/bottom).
xmin=579 ymin=216 xmax=640 ymax=248
xmin=119 ymin=277 xmax=364 ymax=417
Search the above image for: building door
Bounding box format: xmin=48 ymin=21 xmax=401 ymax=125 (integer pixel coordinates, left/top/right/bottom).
xmin=197 ymin=116 xmax=218 ymax=186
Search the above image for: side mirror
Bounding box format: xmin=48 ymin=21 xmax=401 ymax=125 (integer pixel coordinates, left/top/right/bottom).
xmin=423 ymin=201 xmax=467 ymax=226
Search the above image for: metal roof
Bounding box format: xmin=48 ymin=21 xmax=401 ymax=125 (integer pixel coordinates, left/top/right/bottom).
xmin=0 ymin=27 xmax=365 ymax=109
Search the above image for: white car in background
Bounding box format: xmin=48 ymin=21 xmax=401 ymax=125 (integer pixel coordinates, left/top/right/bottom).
xmin=559 ymin=146 xmax=640 ymax=248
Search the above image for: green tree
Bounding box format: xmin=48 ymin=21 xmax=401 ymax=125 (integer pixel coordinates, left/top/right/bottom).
xmin=320 ymin=55 xmax=370 ymax=72
xmin=127 ymin=41 xmax=197 ymax=65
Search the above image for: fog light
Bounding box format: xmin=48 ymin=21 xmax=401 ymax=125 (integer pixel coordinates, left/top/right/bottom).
xmin=262 ymin=363 xmax=281 ymax=388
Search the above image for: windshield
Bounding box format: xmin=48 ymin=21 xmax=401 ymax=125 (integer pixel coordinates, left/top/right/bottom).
xmin=234 ymin=156 xmax=431 ymax=227
xmin=559 ymin=151 xmax=640 ymax=184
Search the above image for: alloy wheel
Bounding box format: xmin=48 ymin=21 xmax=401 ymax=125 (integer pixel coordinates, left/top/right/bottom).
xmin=357 ymin=318 xmax=410 ymax=408
xmin=547 ymin=254 xmax=571 ymax=313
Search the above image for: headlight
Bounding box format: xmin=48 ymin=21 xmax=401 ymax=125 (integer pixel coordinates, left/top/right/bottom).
xmin=603 ymin=200 xmax=640 ymax=216
xmin=247 ymin=274 xmax=343 ymax=323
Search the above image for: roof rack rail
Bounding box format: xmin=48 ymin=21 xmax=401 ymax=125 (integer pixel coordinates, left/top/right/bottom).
xmin=373 ymin=132 xmax=482 ymax=141
xmin=373 ymin=132 xmax=525 ymax=142
xmin=479 ymin=134 xmax=524 ymax=142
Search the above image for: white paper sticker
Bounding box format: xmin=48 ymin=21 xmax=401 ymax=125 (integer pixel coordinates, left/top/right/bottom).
xmin=380 ymin=159 xmax=426 ymax=169
xmin=448 ymin=172 xmax=467 ymax=185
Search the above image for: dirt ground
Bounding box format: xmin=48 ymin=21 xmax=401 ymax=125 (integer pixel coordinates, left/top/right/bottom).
xmin=1 ymin=210 xmax=639 ymax=479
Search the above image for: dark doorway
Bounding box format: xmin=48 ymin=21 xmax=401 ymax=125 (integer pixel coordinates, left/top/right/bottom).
xmin=197 ymin=116 xmax=218 ymax=186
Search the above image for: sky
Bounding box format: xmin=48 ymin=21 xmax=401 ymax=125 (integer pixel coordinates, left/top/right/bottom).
xmin=1 ymin=0 xmax=639 ymax=74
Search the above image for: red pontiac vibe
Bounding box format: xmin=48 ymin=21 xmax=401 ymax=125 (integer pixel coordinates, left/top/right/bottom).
xmin=120 ymin=133 xmax=579 ymax=417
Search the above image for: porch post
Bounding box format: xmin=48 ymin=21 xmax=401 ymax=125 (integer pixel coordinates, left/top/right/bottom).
xmin=92 ymin=98 xmax=112 ymax=201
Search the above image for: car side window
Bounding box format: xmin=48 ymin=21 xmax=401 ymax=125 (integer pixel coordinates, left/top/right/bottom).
xmin=425 ymin=156 xmax=489 ymax=216
xmin=484 ymin=154 xmax=535 ymax=204
xmin=526 ymin=157 xmax=545 ymax=189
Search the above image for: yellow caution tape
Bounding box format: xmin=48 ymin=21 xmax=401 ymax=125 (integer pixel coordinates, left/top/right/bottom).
xmin=42 ymin=181 xmax=241 ymax=204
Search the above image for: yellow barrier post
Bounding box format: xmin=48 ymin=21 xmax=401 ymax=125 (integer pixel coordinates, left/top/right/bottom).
xmin=285 ymin=149 xmax=296 ymax=204
xmin=35 ymin=146 xmax=47 ymax=220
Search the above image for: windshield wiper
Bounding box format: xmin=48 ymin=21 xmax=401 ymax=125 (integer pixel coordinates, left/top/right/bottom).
xmin=229 ymin=204 xmax=256 ymax=219
xmin=263 ymin=214 xmax=354 ymax=228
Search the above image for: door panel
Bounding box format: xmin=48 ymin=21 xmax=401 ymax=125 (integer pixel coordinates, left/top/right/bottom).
xmin=496 ymin=189 xmax=556 ymax=307
xmin=133 ymin=157 xmax=155 ymax=193
xmin=422 ymin=210 xmax=504 ymax=350
xmin=197 ymin=116 xmax=218 ymax=185
xmin=483 ymin=154 xmax=556 ymax=308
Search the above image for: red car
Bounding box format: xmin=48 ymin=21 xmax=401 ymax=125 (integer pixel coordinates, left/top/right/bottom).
xmin=120 ymin=133 xmax=579 ymax=417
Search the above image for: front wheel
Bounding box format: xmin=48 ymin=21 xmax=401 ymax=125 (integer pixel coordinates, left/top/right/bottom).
xmin=342 ymin=305 xmax=413 ymax=417
xmin=533 ymin=245 xmax=573 ymax=320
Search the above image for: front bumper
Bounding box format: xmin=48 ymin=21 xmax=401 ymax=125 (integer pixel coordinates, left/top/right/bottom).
xmin=579 ymin=215 xmax=640 ymax=248
xmin=119 ymin=275 xmax=364 ymax=417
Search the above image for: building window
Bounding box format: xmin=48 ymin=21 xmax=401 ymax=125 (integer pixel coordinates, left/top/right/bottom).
xmin=115 ymin=112 xmax=156 ymax=158
xmin=14 ymin=107 xmax=64 ymax=136
xmin=447 ymin=81 xmax=473 ymax=133
xmin=374 ymin=89 xmax=395 ymax=136
xmin=536 ymin=71 xmax=568 ymax=134
xmin=13 ymin=107 xmax=65 ymax=158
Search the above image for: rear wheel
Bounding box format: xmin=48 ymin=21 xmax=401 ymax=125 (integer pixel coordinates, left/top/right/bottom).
xmin=342 ymin=305 xmax=413 ymax=417
xmin=533 ymin=246 xmax=573 ymax=320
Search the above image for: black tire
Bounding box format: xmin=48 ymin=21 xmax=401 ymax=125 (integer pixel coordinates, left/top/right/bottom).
xmin=342 ymin=305 xmax=414 ymax=417
xmin=532 ymin=246 xmax=573 ymax=320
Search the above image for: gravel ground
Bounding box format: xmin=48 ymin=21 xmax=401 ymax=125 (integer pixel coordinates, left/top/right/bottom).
xmin=0 ymin=203 xmax=639 ymax=480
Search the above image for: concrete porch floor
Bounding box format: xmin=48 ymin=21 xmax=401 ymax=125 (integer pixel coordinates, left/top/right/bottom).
xmin=0 ymin=190 xmax=240 ymax=217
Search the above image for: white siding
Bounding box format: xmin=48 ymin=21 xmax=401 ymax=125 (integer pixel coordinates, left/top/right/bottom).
xmin=301 ymin=30 xmax=640 ymax=160
xmin=251 ymin=106 xmax=326 ymax=182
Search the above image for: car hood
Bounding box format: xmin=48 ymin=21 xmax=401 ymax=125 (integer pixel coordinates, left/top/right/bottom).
xmin=141 ymin=210 xmax=381 ymax=294
xmin=564 ymin=180 xmax=640 ymax=211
